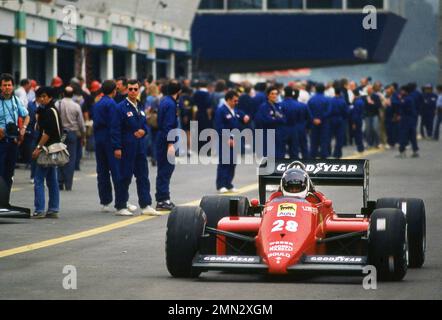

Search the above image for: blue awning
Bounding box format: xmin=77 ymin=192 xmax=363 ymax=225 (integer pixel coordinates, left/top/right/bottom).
xmin=56 ymin=40 xmax=77 ymax=50
xmin=26 ymin=40 xmax=47 ymax=50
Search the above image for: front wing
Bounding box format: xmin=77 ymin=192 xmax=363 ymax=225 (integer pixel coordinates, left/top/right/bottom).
xmin=192 ymin=255 xmax=368 ymax=275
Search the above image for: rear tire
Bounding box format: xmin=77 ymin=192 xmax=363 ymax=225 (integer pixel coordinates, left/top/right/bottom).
xmin=368 ymin=208 xmax=408 ymax=281
xmin=199 ymin=196 xmax=249 ymax=254
xmin=376 ymin=198 xmax=401 ymax=210
xmin=376 ymin=198 xmax=426 ymax=268
xmin=402 ymin=199 xmax=426 ymax=268
xmin=166 ymin=206 xmax=206 ymax=278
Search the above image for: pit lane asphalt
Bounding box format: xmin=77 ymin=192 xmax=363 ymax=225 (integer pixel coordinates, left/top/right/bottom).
xmin=0 ymin=141 xmax=441 ymax=300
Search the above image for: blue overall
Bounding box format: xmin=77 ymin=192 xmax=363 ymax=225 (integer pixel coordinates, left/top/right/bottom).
xmin=435 ymin=95 xmax=442 ymax=140
xmin=398 ymin=95 xmax=419 ymax=153
xmin=350 ymin=97 xmax=365 ymax=153
xmin=385 ymin=93 xmax=400 ymax=147
xmin=193 ymin=90 xmax=213 ymax=152
xmin=329 ymin=96 xmax=348 ymax=159
xmin=308 ymin=94 xmax=331 ymax=159
xmin=215 ymin=104 xmax=247 ymax=190
xmin=155 ymin=96 xmax=179 ymax=203
xmin=420 ymin=93 xmax=437 ymax=138
xmin=92 ymin=96 xmax=120 ymax=206
xmin=293 ymin=100 xmax=312 ymax=160
xmin=111 ymin=98 xmax=151 ymax=210
xmin=255 ymin=101 xmax=286 ymax=159
xmin=281 ymin=98 xmax=300 ymax=159
xmin=410 ymin=90 xmax=424 ymax=119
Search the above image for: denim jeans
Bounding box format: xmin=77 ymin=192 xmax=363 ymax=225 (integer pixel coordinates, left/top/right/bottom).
xmin=34 ymin=165 xmax=60 ymax=213
xmin=434 ymin=112 xmax=442 ymax=140
xmin=58 ymin=131 xmax=78 ymax=190
xmin=364 ymin=116 xmax=380 ymax=147
xmin=75 ymin=136 xmax=83 ymax=170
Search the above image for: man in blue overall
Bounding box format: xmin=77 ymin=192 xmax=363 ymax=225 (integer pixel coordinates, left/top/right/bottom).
xmin=384 ymin=84 xmax=399 ymax=148
xmin=329 ymin=87 xmax=348 ymax=159
xmin=397 ymin=85 xmax=419 ymax=158
xmin=434 ymin=85 xmax=442 ymax=141
xmin=155 ymin=81 xmax=181 ymax=211
xmin=92 ymin=80 xmax=121 ymax=213
xmin=111 ymin=80 xmax=157 ymax=216
xmin=349 ymin=90 xmax=365 ymax=154
xmin=0 ymin=73 xmax=30 ymax=196
xmin=255 ymin=86 xmax=286 ymax=159
xmin=193 ymin=82 xmax=212 ymax=152
xmin=308 ymin=83 xmax=331 ymax=159
xmin=420 ymin=84 xmax=437 ymax=139
xmin=281 ymin=87 xmax=300 ymax=159
xmin=215 ymin=90 xmax=250 ymax=193
xmin=292 ymin=89 xmax=312 ymax=160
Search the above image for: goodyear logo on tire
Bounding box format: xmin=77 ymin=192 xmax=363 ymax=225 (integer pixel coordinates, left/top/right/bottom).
xmin=277 ymin=203 xmax=297 ymax=217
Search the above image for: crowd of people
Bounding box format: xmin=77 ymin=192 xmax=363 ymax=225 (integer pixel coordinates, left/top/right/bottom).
xmin=1 ymin=72 xmax=441 ymax=218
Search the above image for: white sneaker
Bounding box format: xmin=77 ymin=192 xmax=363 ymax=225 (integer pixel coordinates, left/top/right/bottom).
xmin=218 ymin=187 xmax=229 ymax=194
xmin=101 ymin=205 xmax=114 ymax=213
xmin=228 ymin=188 xmax=239 ymax=193
xmin=141 ymin=206 xmax=162 ymax=216
xmin=115 ymin=209 xmax=134 ymax=216
xmin=127 ymin=204 xmax=137 ymax=212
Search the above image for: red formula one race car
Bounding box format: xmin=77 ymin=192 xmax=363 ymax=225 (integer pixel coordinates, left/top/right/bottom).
xmin=166 ymin=160 xmax=426 ymax=281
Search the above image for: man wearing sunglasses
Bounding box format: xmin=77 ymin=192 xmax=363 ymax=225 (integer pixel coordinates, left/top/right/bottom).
xmin=111 ymin=79 xmax=158 ymax=216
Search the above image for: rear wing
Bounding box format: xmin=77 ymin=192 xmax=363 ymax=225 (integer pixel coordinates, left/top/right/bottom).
xmin=258 ymin=159 xmax=369 ymax=207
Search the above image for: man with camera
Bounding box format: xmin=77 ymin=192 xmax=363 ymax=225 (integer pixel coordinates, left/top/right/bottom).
xmin=0 ymin=73 xmax=30 ymax=196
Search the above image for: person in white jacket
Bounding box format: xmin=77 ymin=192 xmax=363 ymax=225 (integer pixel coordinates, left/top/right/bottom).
xmin=15 ymin=79 xmax=31 ymax=108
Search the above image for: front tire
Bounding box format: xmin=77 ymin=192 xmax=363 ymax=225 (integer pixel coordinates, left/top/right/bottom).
xmin=376 ymin=198 xmax=426 ymax=268
xmin=368 ymin=208 xmax=408 ymax=281
xmin=199 ymin=196 xmax=249 ymax=254
xmin=166 ymin=206 xmax=206 ymax=278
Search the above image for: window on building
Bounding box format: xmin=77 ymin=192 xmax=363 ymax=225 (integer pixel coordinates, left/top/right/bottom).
xmin=227 ymin=0 xmax=263 ymax=10
xmin=199 ymin=0 xmax=224 ymax=10
xmin=268 ymin=0 xmax=303 ymax=9
xmin=306 ymin=0 xmax=343 ymax=9
xmin=347 ymin=0 xmax=384 ymax=9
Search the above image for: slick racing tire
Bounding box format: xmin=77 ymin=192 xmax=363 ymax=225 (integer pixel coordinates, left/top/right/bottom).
xmin=376 ymin=198 xmax=426 ymax=268
xmin=368 ymin=208 xmax=408 ymax=281
xmin=166 ymin=206 xmax=206 ymax=278
xmin=199 ymin=196 xmax=250 ymax=254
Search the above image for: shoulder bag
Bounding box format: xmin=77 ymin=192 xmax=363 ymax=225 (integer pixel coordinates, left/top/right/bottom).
xmin=37 ymin=108 xmax=70 ymax=167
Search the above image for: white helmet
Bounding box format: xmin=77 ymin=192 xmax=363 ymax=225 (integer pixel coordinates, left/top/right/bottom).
xmin=280 ymin=168 xmax=310 ymax=199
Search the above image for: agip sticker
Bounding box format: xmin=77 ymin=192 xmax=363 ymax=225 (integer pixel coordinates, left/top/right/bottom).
xmin=277 ymin=203 xmax=297 ymax=218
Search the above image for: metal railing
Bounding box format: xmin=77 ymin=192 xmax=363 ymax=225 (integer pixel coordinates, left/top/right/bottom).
xmin=198 ymin=0 xmax=388 ymax=13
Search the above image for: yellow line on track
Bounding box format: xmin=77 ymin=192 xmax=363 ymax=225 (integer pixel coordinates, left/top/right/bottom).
xmin=0 ymin=216 xmax=155 ymax=258
xmin=0 ymin=149 xmax=384 ymax=259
